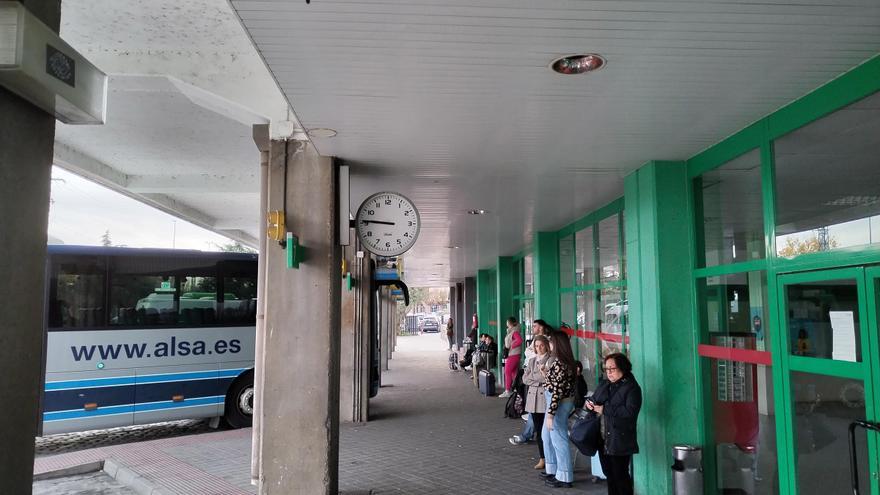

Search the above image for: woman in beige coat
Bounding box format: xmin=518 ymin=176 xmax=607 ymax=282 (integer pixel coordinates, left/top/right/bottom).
xmin=523 ymin=335 xmax=551 ymax=470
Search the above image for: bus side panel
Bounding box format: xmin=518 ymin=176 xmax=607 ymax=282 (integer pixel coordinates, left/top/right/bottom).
xmin=45 ymin=327 xmax=254 ymax=432
xmin=42 ymin=368 xmax=135 ymax=435
xmin=133 ymin=363 xmax=223 ymax=426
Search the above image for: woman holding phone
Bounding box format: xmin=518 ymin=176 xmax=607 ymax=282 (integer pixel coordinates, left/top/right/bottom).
xmin=539 ymin=330 xmax=577 ymax=488
xmin=586 ymin=353 xmax=642 ymax=495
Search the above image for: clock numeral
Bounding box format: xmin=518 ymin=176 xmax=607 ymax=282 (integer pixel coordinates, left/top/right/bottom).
xmin=396 ymin=239 xmax=402 ymax=245
xmin=385 ymin=242 xmax=391 ymax=248
xmin=367 ymin=231 xmax=373 ymax=237
xmin=404 ymin=211 xmax=409 ymax=216
xmin=408 ymin=221 xmax=413 ymax=227
xmin=367 ymin=210 xmax=375 ymax=215
xmin=385 ymin=199 xmax=392 ymax=205
xmin=404 ymin=233 xmax=409 ymax=237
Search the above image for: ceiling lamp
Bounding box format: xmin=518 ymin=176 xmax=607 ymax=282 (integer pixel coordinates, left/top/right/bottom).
xmin=467 ymin=209 xmax=487 ymax=215
xmin=307 ymin=128 xmax=337 ymax=138
xmin=550 ymin=54 xmax=606 ymax=75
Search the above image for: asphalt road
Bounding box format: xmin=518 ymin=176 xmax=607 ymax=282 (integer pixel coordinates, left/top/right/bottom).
xmin=35 ymin=419 xmax=215 ymax=457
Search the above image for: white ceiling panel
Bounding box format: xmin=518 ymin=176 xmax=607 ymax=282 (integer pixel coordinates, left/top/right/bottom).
xmin=230 ymin=0 xmax=880 ymax=285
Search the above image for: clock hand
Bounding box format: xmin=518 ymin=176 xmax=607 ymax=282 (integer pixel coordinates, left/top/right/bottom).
xmin=361 ymin=220 xmax=396 ymax=226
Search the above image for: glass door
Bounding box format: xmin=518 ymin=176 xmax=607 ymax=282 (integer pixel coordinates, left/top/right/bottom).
xmin=778 ymin=267 xmax=878 ymax=495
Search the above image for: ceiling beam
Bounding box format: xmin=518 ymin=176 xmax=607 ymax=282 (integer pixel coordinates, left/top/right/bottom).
xmin=127 ymin=174 xmax=258 ymax=193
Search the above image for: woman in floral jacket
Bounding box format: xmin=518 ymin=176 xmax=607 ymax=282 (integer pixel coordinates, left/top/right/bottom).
xmin=539 ymin=330 xmax=577 ymax=488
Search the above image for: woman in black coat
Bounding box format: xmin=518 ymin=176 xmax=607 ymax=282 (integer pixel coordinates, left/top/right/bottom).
xmin=586 ymin=353 xmax=642 ymax=495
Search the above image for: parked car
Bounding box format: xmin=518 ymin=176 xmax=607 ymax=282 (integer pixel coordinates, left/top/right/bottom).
xmin=421 ymin=316 xmax=440 ymax=333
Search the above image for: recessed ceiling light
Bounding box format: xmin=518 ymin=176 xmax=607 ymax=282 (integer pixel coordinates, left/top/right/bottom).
xmin=447 ymin=246 xmax=460 ymax=249
xmin=467 ymin=209 xmax=487 ymax=215
xmin=307 ymin=128 xmax=337 ymax=138
xmin=550 ymin=54 xmax=606 ymax=75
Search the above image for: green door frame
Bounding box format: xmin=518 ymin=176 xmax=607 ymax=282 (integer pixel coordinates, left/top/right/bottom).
xmin=776 ymin=267 xmax=879 ymax=495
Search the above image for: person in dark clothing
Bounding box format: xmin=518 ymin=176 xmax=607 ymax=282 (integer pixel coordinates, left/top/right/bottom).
xmin=586 ymin=353 xmax=642 ymax=495
xmin=574 ymin=361 xmax=589 ymax=410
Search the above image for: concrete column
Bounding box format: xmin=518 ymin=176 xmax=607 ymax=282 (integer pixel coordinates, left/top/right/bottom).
xmin=0 ymin=2 xmax=60 ymax=492
xmin=380 ymin=289 xmax=389 ymax=371
xmin=259 ymin=140 xmax=340 ymax=495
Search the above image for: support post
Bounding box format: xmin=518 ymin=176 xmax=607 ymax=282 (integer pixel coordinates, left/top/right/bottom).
xmin=259 ymin=140 xmax=340 ymax=494
xmin=495 ymin=257 xmax=515 ymax=384
xmin=624 ymin=161 xmax=699 ymax=494
xmin=0 ymin=2 xmax=60 ymax=492
xmin=251 ymin=124 xmax=269 ymax=485
xmin=534 ymin=231 xmax=560 ymax=327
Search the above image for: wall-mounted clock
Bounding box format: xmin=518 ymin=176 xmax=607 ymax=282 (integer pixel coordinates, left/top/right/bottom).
xmin=355 ymin=192 xmax=420 ymax=257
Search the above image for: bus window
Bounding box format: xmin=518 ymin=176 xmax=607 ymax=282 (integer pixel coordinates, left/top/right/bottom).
xmin=223 ymin=276 xmax=257 ymax=324
xmin=179 ymin=275 xmax=218 ymax=325
xmin=110 ymin=274 xmax=178 ymax=326
xmin=49 ymin=257 xmax=105 ymax=329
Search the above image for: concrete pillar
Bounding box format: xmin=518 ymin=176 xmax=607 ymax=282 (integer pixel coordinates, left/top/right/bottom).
xmin=624 ymin=161 xmax=699 ymax=494
xmin=454 ymin=282 xmax=465 ymax=345
xmin=258 ymin=140 xmax=340 ymax=495
xmin=340 ymin=237 xmax=370 ymax=423
xmin=380 ymin=289 xmax=389 ymax=371
xmin=0 ymin=2 xmax=60 ymax=492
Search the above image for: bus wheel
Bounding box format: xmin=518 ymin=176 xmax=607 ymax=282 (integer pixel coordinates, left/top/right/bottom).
xmin=224 ymin=370 xmax=254 ymax=429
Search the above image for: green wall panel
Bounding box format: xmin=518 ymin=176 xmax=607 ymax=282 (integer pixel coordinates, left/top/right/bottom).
xmin=534 ymin=231 xmax=560 ymax=327
xmin=496 ymin=257 xmax=515 ymax=381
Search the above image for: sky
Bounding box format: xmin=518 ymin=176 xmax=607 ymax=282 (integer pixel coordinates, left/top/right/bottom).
xmin=49 ymin=167 xmax=239 ymax=251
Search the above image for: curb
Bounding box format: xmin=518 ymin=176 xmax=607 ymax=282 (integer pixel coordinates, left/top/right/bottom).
xmin=33 ymin=460 xmax=104 ymax=481
xmin=103 ymin=458 xmax=177 ymax=495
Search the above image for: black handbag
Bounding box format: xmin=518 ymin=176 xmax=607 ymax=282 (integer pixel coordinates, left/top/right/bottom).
xmin=570 ymin=411 xmax=601 ymax=456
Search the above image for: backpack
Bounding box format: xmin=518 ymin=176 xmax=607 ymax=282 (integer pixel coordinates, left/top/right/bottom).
xmin=504 ymin=391 xmax=525 ymax=418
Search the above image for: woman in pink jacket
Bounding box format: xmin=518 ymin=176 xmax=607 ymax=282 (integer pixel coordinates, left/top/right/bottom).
xmin=498 ymin=316 xmax=523 ymax=398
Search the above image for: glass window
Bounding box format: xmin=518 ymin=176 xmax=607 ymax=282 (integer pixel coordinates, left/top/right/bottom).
xmin=223 ymin=276 xmax=257 ymax=325
xmin=559 ymin=234 xmax=575 ymax=289
xmin=706 ymin=358 xmax=778 ymax=494
xmin=598 ymin=215 xmax=622 ymax=282
xmin=575 ymin=227 xmax=595 ymax=286
xmin=578 ymin=336 xmax=599 ymax=386
xmin=775 ymin=91 xmax=880 ymax=258
xmin=49 ymin=257 xmax=106 ymax=329
xmin=560 ymin=292 xmax=576 ymax=330
xmin=698 ymin=149 xmax=765 ymax=267
xmin=110 ymin=274 xmax=178 ymax=326
xmin=621 ymin=211 xmax=627 ymax=280
xmin=523 ymin=255 xmax=534 ymax=295
xmin=699 ymin=271 xmax=769 ymax=351
xmin=600 ymin=287 xmax=626 ymax=335
xmin=791 ymin=373 xmax=868 ymax=494
xmin=179 ymin=276 xmax=218 ymax=325
xmin=577 ymin=290 xmax=595 ymax=331
xmin=785 ymin=278 xmax=860 ymax=362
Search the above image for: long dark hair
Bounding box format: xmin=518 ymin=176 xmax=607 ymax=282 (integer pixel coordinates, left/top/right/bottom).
xmin=548 ymin=330 xmax=577 ymax=371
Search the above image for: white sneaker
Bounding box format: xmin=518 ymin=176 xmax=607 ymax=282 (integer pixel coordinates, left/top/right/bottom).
xmin=521 ymin=414 xmax=529 ymax=421
xmin=498 ymin=390 xmax=512 ymax=398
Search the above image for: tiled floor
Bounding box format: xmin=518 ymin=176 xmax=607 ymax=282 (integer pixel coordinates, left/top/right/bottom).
xmin=35 ymin=334 xmax=607 ymax=494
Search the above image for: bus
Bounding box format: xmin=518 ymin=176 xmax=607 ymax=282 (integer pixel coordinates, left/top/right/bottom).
xmin=41 ymin=245 xmax=257 ymax=435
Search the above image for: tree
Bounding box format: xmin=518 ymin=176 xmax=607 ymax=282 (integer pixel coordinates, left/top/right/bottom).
xmin=100 ymin=230 xmax=112 ymax=247
xmin=212 ymin=240 xmax=257 ymax=253
xmin=778 ymin=233 xmax=838 ymax=258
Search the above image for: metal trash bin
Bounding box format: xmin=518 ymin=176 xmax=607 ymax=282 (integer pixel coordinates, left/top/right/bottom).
xmin=672 ymin=445 xmax=703 ymax=494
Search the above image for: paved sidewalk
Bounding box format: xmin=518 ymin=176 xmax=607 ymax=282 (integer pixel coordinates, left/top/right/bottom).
xmin=35 ymin=334 xmax=607 ymax=494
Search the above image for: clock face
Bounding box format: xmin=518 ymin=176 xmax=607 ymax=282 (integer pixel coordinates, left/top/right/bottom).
xmin=355 ymin=192 xmax=420 ymax=256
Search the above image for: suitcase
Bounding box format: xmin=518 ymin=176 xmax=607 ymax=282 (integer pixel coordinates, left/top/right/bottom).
xmin=479 ymin=369 xmax=496 ymax=396
xmin=448 ymin=352 xmax=460 ymax=370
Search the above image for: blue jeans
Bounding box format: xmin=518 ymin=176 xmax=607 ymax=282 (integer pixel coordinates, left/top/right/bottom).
xmin=521 ymin=413 xmax=534 ymax=441
xmin=543 ymin=390 xmax=574 ymax=483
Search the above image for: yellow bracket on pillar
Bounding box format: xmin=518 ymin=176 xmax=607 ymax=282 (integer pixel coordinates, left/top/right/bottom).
xmin=267 ymin=210 xmax=285 ymax=242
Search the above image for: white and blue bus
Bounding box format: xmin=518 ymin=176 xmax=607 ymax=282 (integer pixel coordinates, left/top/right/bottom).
xmin=41 ymin=245 xmax=257 ymax=435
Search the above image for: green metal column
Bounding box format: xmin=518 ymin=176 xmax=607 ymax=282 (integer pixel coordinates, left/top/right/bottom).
xmin=534 ymin=231 xmax=561 ymax=327
xmin=496 ymin=257 xmax=515 ymax=381
xmin=624 ymin=161 xmax=700 ymax=494
xmin=476 ymin=269 xmax=493 ymax=339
